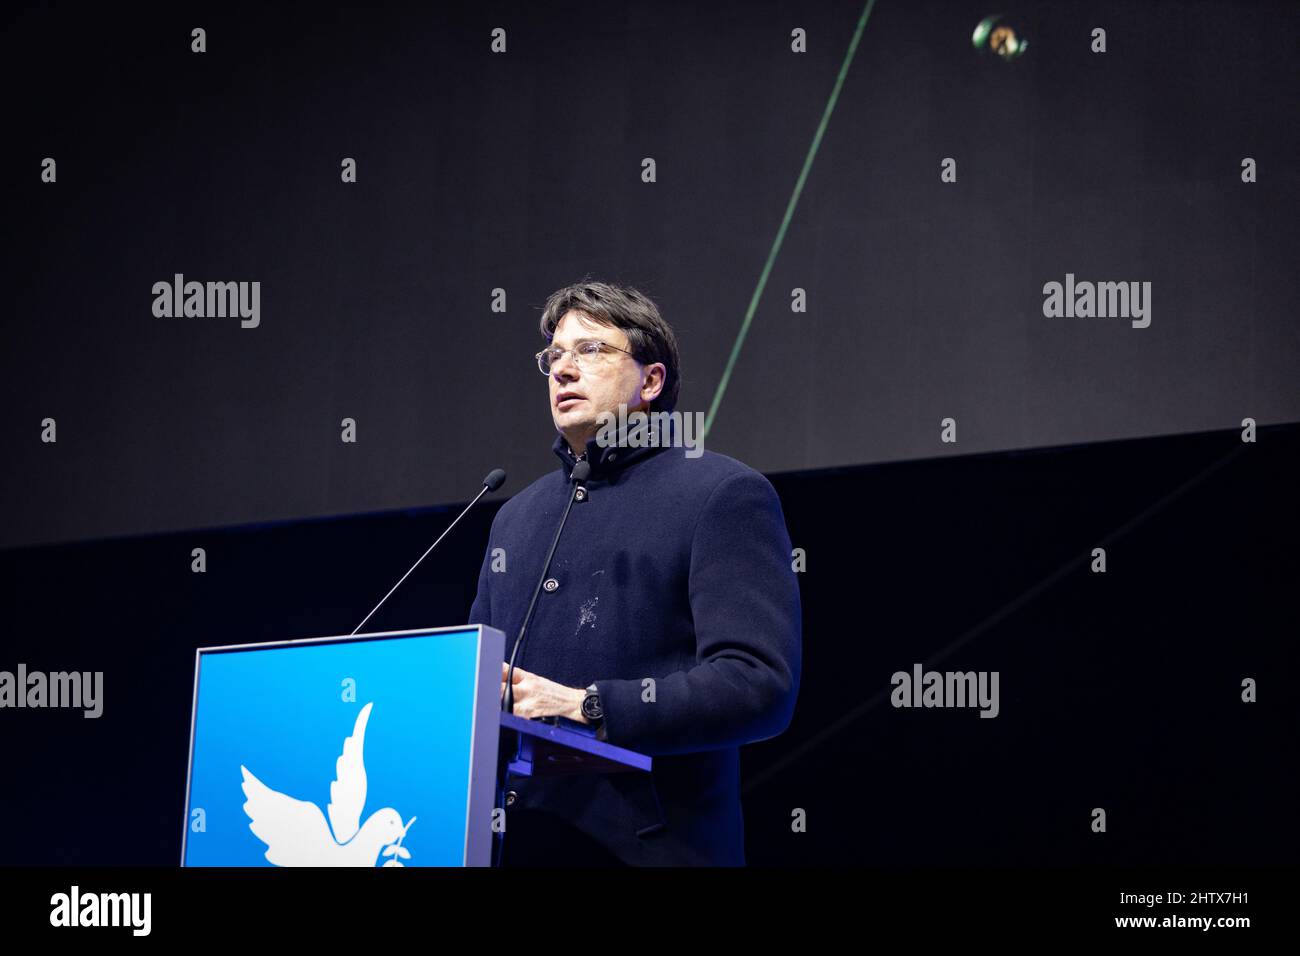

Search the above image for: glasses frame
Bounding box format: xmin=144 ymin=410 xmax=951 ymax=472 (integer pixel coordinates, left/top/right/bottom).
xmin=536 ymin=339 xmax=636 ymax=375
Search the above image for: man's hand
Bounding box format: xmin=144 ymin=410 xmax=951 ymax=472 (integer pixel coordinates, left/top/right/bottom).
xmin=501 ymin=662 xmax=588 ymax=723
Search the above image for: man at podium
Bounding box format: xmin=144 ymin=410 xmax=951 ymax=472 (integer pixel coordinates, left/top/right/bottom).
xmin=468 ymin=280 xmax=802 ymax=866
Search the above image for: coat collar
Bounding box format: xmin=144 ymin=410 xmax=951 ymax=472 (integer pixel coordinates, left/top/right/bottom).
xmin=551 ymin=416 xmax=677 ymax=481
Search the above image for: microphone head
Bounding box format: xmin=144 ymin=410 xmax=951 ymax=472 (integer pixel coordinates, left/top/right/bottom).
xmin=571 ymin=460 xmax=592 ymax=483
xmin=482 ymin=468 xmax=507 ymax=492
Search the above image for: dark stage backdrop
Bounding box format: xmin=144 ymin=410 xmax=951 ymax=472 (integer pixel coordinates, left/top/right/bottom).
xmin=0 ymin=425 xmax=1295 ymax=865
xmin=4 ymin=0 xmax=1297 ymax=548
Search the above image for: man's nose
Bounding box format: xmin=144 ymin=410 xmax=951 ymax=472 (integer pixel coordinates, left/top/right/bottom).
xmin=551 ymin=351 xmax=581 ymax=380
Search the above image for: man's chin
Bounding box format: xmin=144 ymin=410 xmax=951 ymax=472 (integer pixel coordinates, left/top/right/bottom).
xmin=553 ymin=413 xmax=597 ymax=440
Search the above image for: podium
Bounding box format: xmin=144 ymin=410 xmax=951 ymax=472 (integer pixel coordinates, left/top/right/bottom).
xmin=500 ymin=712 xmax=651 ymax=777
xmin=180 ymin=625 xmax=651 ymax=868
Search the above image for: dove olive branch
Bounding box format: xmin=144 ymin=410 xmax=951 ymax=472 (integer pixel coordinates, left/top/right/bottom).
xmin=381 ymin=816 xmax=417 ymax=867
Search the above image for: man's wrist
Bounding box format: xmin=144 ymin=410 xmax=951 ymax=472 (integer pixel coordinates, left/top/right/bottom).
xmin=572 ymin=686 xmax=590 ymax=723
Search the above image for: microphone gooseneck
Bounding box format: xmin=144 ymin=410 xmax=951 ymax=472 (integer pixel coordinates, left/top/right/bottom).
xmin=350 ymin=468 xmax=507 ymax=636
xmin=502 ymin=459 xmax=590 ymax=713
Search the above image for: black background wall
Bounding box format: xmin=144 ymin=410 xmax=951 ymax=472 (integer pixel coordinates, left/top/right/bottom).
xmin=4 ymin=0 xmax=1297 ymax=548
xmin=2 ymin=425 xmax=1295 ymax=865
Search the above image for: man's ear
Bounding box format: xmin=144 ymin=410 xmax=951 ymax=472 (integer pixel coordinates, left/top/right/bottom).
xmin=640 ymin=363 xmax=667 ymax=404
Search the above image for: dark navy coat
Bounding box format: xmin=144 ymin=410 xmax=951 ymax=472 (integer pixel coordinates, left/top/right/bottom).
xmin=468 ymin=430 xmax=802 ymax=865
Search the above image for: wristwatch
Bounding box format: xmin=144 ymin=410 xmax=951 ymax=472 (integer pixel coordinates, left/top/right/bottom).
xmin=581 ymin=683 xmax=604 ymax=723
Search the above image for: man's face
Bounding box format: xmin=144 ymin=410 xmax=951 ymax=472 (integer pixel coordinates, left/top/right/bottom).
xmin=547 ymin=310 xmax=661 ymax=449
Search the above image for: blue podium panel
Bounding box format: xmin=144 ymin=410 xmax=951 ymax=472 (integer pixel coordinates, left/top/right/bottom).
xmin=181 ymin=625 xmax=504 ymax=868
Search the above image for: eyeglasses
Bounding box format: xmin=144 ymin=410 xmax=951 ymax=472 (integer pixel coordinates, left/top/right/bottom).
xmin=535 ymin=340 xmax=635 ymax=375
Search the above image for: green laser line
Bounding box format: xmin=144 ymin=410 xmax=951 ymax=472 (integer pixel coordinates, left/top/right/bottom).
xmin=702 ymin=0 xmax=880 ymax=439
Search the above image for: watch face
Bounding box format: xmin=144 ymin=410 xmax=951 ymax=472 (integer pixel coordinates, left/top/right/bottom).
xmin=583 ymin=693 xmax=603 ymax=720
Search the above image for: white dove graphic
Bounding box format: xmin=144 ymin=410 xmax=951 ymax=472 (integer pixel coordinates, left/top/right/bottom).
xmin=240 ymin=702 xmax=416 ymax=866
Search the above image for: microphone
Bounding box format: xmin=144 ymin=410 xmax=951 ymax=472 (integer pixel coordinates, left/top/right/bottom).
xmin=493 ymin=460 xmax=587 ymax=867
xmin=502 ymin=460 xmax=590 ymax=713
xmin=350 ymin=468 xmax=507 ymax=636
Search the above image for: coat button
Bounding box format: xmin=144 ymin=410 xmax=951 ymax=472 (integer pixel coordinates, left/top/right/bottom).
xmin=608 ymin=453 xmax=618 ymax=462
xmin=575 ymin=487 xmax=587 ymax=501
xmin=543 ymin=578 xmax=559 ymax=592
xmin=505 ymin=790 xmax=517 ymax=806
